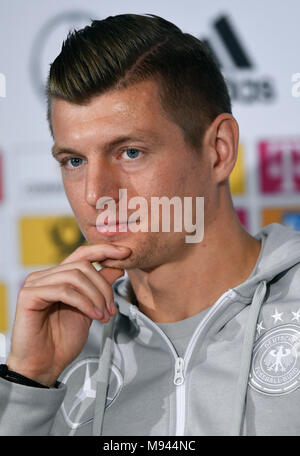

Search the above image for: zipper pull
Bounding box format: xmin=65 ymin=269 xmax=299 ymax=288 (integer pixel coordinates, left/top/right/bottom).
xmin=174 ymin=357 xmax=185 ymax=385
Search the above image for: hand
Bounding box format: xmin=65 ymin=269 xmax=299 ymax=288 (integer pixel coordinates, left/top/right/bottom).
xmin=6 ymin=243 xmax=131 ymax=387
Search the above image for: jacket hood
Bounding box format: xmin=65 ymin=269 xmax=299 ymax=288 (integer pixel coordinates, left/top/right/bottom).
xmin=232 ymin=222 xmax=300 ymax=298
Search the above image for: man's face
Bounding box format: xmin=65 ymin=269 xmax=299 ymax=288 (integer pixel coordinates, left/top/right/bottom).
xmin=51 ymin=79 xmax=213 ymax=270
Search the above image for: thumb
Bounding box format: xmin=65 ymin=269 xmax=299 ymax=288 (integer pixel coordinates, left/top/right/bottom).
xmin=99 ymin=267 xmax=125 ymax=285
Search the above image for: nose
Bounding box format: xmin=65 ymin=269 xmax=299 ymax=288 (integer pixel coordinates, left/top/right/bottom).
xmin=85 ymin=156 xmax=120 ymax=208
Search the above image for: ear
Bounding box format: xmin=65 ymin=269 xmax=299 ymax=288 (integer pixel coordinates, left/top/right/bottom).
xmin=203 ymin=113 xmax=239 ymax=184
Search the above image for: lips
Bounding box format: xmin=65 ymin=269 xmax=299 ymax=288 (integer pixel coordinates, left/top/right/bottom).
xmin=90 ymin=213 xmax=141 ymax=235
xmin=97 ymin=221 xmax=128 ymax=227
xmin=94 ymin=214 xmax=129 ymax=226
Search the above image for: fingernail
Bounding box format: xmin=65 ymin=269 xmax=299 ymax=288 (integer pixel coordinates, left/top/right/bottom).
xmin=93 ymin=307 xmax=104 ymax=319
xmin=103 ymin=309 xmax=110 ymax=320
xmin=109 ymin=301 xmax=117 ymax=314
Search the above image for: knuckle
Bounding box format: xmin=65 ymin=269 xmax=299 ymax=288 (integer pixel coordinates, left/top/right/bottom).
xmin=81 ymin=260 xmax=92 ymax=271
xmin=76 ymin=245 xmax=86 ymax=254
xmin=58 ymin=283 xmax=70 ymax=296
xmin=71 ymin=268 xmax=84 ymax=280
xmin=24 ymin=272 xmax=37 ymax=283
xmin=82 ymin=294 xmax=94 ymax=309
xmin=17 ymin=286 xmax=28 ymax=300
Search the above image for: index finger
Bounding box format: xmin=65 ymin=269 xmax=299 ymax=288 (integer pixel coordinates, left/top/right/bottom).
xmin=60 ymin=243 xmax=131 ymax=265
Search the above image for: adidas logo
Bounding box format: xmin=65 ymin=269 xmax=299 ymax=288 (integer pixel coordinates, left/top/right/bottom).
xmin=203 ymin=16 xmax=252 ymax=70
xmin=201 ymin=15 xmax=275 ymax=103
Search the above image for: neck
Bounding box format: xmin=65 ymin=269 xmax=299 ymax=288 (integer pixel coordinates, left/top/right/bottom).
xmin=127 ymin=191 xmax=261 ymax=323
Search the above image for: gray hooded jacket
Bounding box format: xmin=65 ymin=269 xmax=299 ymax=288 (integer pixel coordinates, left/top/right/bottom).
xmin=1 ymin=223 xmax=300 ymax=436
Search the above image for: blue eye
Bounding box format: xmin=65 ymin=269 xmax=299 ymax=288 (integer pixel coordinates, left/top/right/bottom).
xmin=123 ymin=148 xmax=141 ymax=160
xmin=58 ymin=157 xmax=84 ymax=171
xmin=69 ymin=157 xmax=83 ymax=167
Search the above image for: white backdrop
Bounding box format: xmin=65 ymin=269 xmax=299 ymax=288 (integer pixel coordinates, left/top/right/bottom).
xmin=1 ymin=0 xmax=300 ymax=357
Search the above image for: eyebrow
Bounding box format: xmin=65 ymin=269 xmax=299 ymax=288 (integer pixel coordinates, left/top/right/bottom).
xmin=52 ymin=145 xmax=81 ymax=159
xmin=51 ymin=133 xmax=160 ymax=159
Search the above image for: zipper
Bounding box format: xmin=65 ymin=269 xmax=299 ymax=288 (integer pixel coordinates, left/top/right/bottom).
xmin=174 ymin=357 xmax=185 ymax=436
xmin=174 ymin=357 xmax=184 ymax=385
xmin=129 ymin=289 xmax=236 ymax=436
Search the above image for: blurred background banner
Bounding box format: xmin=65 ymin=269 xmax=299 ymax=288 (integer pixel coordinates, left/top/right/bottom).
xmin=0 ymin=0 xmax=300 ymax=352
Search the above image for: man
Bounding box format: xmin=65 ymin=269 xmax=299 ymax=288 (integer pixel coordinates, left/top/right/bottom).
xmin=1 ymin=13 xmax=300 ymax=436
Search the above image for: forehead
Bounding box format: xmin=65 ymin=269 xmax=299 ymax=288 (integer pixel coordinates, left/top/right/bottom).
xmin=51 ymin=79 xmax=179 ymax=145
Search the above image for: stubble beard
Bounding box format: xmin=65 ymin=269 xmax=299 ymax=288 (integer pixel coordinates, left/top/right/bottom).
xmin=98 ymin=231 xmax=184 ymax=272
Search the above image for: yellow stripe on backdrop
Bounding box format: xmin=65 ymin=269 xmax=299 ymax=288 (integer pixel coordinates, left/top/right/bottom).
xmin=229 ymin=143 xmax=246 ymax=195
xmin=19 ymin=216 xmax=87 ymax=266
xmin=0 ymin=283 xmax=8 ymax=332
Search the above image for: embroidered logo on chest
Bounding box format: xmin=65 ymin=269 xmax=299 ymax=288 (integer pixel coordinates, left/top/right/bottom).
xmin=60 ymin=357 xmax=123 ymax=430
xmin=249 ymin=324 xmax=300 ymax=395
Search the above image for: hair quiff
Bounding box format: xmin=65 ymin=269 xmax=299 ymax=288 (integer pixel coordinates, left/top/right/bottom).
xmin=46 ymin=13 xmax=232 ymax=149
